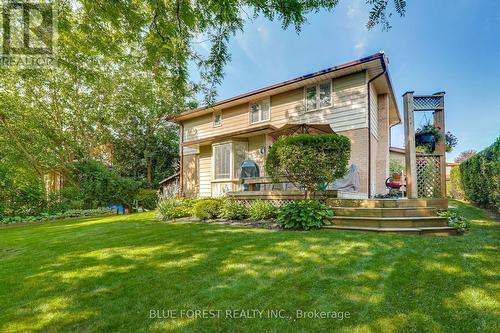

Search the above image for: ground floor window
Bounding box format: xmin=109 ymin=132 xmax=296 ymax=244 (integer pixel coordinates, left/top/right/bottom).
xmin=213 ymin=141 xmax=248 ymax=180
xmin=213 ymin=143 xmax=231 ymax=180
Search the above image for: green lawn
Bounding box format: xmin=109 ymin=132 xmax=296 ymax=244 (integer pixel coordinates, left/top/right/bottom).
xmin=0 ymin=201 xmax=498 ymax=333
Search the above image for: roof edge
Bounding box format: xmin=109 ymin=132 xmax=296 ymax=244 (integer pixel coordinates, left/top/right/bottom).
xmin=168 ymin=52 xmax=387 ymax=122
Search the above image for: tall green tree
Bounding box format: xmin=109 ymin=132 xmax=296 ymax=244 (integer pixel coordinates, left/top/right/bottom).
xmin=0 ymin=0 xmax=407 ymax=204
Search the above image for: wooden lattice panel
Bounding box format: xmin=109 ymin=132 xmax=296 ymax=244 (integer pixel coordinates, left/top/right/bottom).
xmin=416 ymin=155 xmax=441 ymax=198
xmin=232 ymin=199 xmax=298 ymax=207
xmin=413 ymin=96 xmax=444 ymax=111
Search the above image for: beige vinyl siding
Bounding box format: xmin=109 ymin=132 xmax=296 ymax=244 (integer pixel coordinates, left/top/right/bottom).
xmin=369 ymin=83 xmax=379 ymax=139
xmin=183 ymin=104 xmax=248 ymax=142
xmin=198 ymin=145 xmax=212 ymax=197
xmin=330 ymin=72 xmax=368 ymax=131
xmin=182 ymin=154 xmax=199 ymax=197
xmin=182 ymin=72 xmax=368 ymax=143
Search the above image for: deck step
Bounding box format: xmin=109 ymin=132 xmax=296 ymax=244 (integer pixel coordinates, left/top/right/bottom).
xmin=331 ymin=207 xmax=437 ymax=217
xmin=324 ymin=225 xmax=457 ymax=236
xmin=331 ymin=216 xmax=448 ymax=228
xmin=419 ymin=226 xmax=458 ymax=236
xmin=327 ymin=198 xmax=448 ymax=209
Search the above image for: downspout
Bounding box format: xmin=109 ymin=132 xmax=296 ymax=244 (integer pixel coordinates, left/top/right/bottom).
xmin=179 ymin=124 xmax=184 ymax=197
xmin=367 ymin=57 xmax=387 ymax=198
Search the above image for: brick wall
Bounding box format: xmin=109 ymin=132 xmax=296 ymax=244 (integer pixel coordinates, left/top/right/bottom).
xmin=376 ymin=93 xmax=390 ymax=194
xmin=336 ymin=128 xmax=369 ymax=194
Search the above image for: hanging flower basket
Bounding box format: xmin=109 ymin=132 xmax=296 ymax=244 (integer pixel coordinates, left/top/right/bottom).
xmin=415 ymin=133 xmax=435 ymax=145
xmin=415 ymin=123 xmax=442 ymax=153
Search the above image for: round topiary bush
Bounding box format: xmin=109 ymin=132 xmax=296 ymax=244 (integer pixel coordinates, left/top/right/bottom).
xmin=265 ymin=133 xmax=351 ymax=196
xmin=192 ymin=198 xmax=222 ymax=220
xmin=277 ymin=200 xmax=333 ymax=230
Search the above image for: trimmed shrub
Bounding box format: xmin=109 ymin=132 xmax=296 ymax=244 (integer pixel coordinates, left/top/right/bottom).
xmin=266 ymin=134 xmax=350 ymax=196
xmin=277 ymin=200 xmax=333 ymax=230
xmin=460 ymin=137 xmax=499 ymax=212
xmin=220 ymin=200 xmax=249 ymax=220
xmin=192 ymin=198 xmax=222 ymax=220
xmin=157 ymin=198 xmax=196 ymax=219
xmin=136 ymin=189 xmax=158 ymax=210
xmin=248 ymin=200 xmax=277 ymax=220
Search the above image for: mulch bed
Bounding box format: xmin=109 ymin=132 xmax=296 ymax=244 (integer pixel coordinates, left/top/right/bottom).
xmin=164 ymin=217 xmax=282 ymax=230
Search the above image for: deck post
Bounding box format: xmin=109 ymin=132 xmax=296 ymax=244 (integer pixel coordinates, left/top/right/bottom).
xmin=433 ymin=93 xmax=446 ymax=197
xmin=403 ymin=92 xmax=418 ymax=198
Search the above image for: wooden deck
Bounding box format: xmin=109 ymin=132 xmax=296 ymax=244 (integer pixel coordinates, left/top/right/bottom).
xmin=226 ymin=190 xmax=338 ymax=200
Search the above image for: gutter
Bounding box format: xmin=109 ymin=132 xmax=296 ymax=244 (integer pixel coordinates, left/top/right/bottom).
xmin=367 ymin=56 xmax=387 ymax=198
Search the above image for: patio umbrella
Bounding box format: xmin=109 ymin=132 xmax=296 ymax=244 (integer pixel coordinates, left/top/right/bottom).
xmin=269 ymin=123 xmax=335 ymax=139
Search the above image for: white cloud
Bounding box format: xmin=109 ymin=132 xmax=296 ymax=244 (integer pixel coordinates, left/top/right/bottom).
xmin=347 ymin=0 xmax=362 ymax=19
xmin=234 ymin=21 xmax=274 ymax=64
xmin=354 ymin=41 xmax=367 ymax=55
xmin=345 ymin=0 xmax=370 ymax=56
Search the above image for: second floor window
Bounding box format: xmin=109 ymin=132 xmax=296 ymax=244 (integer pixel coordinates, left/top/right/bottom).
xmin=213 ymin=112 xmax=222 ymax=127
xmin=249 ymin=98 xmax=270 ymax=124
xmin=305 ymin=81 xmax=332 ymax=112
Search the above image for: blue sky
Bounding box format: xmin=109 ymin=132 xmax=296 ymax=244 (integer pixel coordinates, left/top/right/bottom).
xmin=197 ymin=0 xmax=500 ymax=161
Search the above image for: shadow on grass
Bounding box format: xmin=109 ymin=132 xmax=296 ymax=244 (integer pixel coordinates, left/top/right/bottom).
xmin=0 ymin=204 xmax=498 ymax=333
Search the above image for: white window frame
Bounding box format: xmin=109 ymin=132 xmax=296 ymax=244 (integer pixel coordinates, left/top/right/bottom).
xmin=213 ymin=111 xmax=222 ymax=127
xmin=249 ymin=97 xmax=271 ymax=124
xmin=304 ymin=80 xmax=332 ymax=112
xmin=212 ymin=141 xmax=248 ymax=181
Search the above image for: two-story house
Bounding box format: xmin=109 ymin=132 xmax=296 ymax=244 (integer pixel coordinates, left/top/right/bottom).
xmin=169 ymin=52 xmax=401 ymax=198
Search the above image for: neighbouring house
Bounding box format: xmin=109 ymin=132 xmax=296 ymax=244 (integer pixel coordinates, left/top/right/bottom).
xmin=389 ymin=146 xmax=406 ymax=168
xmin=159 ymin=172 xmax=180 ymax=197
xmin=169 ymin=52 xmax=402 ymax=198
xmin=445 ymin=162 xmax=459 ymax=181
